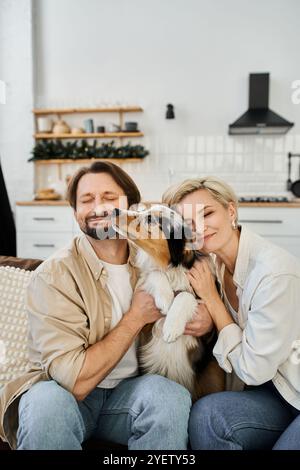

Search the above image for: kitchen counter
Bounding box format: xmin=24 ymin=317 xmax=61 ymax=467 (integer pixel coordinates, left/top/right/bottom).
xmin=16 ymin=200 xmax=70 ymax=206
xmin=238 ymin=201 xmax=300 ymax=207
xmin=16 ymin=200 xmax=300 ymax=208
xmin=15 ymin=200 xmax=300 ymax=259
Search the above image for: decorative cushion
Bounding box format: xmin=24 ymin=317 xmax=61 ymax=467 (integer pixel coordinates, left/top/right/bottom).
xmin=0 ymin=258 xmax=126 ymax=450
xmin=0 ymin=266 xmax=33 ymax=387
xmin=0 ymin=256 xmax=42 ymax=271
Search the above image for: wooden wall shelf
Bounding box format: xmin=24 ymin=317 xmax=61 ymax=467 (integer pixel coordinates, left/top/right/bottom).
xmin=33 ymin=158 xmax=145 ymax=165
xmin=32 ymin=105 xmax=146 ymax=193
xmin=34 ymin=132 xmax=144 ymax=140
xmin=33 ymin=106 xmax=143 ymax=115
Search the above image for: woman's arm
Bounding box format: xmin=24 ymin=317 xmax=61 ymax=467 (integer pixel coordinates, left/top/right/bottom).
xmin=187 ymin=259 xmax=234 ymax=332
xmin=213 ymin=274 xmax=300 ymax=385
xmin=187 ymin=259 xmax=300 ymax=386
xmin=205 ymin=295 xmax=235 ymax=332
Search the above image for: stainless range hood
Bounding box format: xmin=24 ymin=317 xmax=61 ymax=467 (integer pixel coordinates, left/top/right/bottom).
xmin=229 ymin=73 xmax=294 ymax=135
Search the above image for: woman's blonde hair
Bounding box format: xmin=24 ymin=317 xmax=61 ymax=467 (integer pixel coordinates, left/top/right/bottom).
xmin=162 ymin=176 xmax=239 ymax=223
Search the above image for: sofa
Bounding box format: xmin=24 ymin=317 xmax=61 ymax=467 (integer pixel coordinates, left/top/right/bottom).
xmin=0 ymin=255 xmax=125 ymax=450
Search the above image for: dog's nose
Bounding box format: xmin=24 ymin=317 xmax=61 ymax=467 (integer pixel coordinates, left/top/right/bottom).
xmin=112 ymin=208 xmax=121 ymax=216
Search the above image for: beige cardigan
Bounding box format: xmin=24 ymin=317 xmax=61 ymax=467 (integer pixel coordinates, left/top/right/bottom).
xmin=0 ymin=235 xmax=138 ymax=448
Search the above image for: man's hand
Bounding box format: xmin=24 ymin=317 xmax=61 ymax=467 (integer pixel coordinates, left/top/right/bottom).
xmin=73 ymin=289 xmax=162 ymax=401
xmin=127 ymin=289 xmax=163 ymax=328
xmin=184 ymin=301 xmax=214 ymax=337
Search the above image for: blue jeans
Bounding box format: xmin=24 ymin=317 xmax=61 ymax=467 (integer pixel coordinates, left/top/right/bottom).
xmin=189 ymin=382 xmax=300 ymax=450
xmin=17 ymin=374 xmax=191 ymax=450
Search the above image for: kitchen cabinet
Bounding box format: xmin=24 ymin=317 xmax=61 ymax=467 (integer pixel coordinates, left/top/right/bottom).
xmin=16 ymin=204 xmax=76 ymax=259
xmin=238 ymin=206 xmax=300 ymax=258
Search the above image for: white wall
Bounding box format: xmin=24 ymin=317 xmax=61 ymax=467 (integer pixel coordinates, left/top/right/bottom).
xmin=2 ymin=0 xmax=300 ymax=204
xmin=0 ymin=0 xmax=34 ymax=210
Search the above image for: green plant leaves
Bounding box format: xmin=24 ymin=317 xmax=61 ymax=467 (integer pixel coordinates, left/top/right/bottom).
xmin=28 ymin=140 xmax=149 ymax=161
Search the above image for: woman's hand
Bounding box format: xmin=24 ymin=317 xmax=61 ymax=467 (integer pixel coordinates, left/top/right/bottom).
xmin=187 ymin=260 xmax=235 ymax=333
xmin=184 ymin=301 xmax=214 ymax=337
xmin=187 ymin=259 xmax=220 ymax=303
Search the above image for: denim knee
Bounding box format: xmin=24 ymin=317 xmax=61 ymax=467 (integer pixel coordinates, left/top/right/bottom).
xmin=189 ymin=393 xmax=225 ymax=449
xmin=134 ymin=374 xmax=192 ymax=419
xmin=17 ymin=380 xmax=84 ymax=449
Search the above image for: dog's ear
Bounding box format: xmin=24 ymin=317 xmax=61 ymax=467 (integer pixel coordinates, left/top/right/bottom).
xmin=167 ymin=236 xmax=186 ymax=266
xmin=183 ymin=250 xmax=213 ymax=270
xmin=159 ymin=213 xmax=195 ymax=267
xmin=182 ymin=250 xmax=196 ymax=269
xmin=159 ymin=214 xmax=192 ymax=239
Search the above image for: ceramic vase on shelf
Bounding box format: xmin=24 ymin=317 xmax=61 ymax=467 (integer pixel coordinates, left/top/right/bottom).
xmin=37 ymin=116 xmax=53 ymax=133
xmin=84 ymin=119 xmax=94 ymax=133
xmin=52 ymin=118 xmax=71 ymax=134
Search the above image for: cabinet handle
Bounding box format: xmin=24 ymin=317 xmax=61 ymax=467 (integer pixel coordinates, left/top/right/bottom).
xmin=33 ymin=243 xmax=55 ymax=248
xmin=240 ymin=219 xmax=283 ymax=224
xmin=33 ymin=217 xmax=55 ymax=221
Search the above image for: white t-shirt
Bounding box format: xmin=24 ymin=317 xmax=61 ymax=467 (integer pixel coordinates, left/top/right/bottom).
xmin=97 ymin=260 xmax=139 ymax=388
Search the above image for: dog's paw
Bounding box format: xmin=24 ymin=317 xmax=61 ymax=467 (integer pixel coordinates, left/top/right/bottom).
xmin=162 ymin=316 xmax=186 ymax=343
xmin=155 ymin=290 xmax=174 ymax=316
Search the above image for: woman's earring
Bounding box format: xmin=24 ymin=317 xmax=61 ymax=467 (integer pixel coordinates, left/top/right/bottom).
xmin=232 ymin=220 xmax=238 ymax=230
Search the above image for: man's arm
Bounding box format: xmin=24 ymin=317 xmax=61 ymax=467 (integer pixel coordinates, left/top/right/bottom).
xmin=27 ymin=270 xmax=161 ymax=399
xmin=73 ymin=290 xmax=161 ymax=401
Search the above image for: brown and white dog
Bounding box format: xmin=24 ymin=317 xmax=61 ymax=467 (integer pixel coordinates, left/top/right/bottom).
xmin=112 ymin=204 xmax=225 ymax=400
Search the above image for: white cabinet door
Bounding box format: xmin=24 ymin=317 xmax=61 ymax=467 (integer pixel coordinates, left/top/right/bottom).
xmin=17 ymin=232 xmax=74 ymax=260
xmin=265 ymin=237 xmax=300 ymax=258
xmin=16 ymin=205 xmax=75 ymax=259
xmin=238 ymin=208 xmax=300 ymax=236
xmin=16 ymin=206 xmax=74 ymax=232
xmin=238 ymin=207 xmax=300 ymax=258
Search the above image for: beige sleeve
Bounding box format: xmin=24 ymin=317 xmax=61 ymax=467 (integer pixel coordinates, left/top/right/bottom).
xmin=27 ymin=269 xmax=89 ymax=392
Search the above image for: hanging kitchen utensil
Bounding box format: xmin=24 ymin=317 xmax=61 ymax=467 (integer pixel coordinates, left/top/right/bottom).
xmin=287 ymin=153 xmax=300 ymax=197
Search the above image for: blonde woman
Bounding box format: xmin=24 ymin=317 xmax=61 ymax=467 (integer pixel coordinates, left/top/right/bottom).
xmin=162 ymin=177 xmax=300 ymax=450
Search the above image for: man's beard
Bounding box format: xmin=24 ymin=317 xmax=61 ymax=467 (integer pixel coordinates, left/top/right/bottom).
xmin=82 ymin=222 xmax=118 ymax=240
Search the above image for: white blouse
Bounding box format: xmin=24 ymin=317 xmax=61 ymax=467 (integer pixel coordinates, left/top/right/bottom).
xmin=213 ymin=225 xmax=300 ymax=410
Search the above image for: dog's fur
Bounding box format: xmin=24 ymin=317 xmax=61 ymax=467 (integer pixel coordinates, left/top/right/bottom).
xmin=112 ymin=204 xmax=225 ymax=400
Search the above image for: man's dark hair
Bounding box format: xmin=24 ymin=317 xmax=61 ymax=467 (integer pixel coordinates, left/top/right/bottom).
xmin=66 ymin=161 xmax=141 ymax=210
